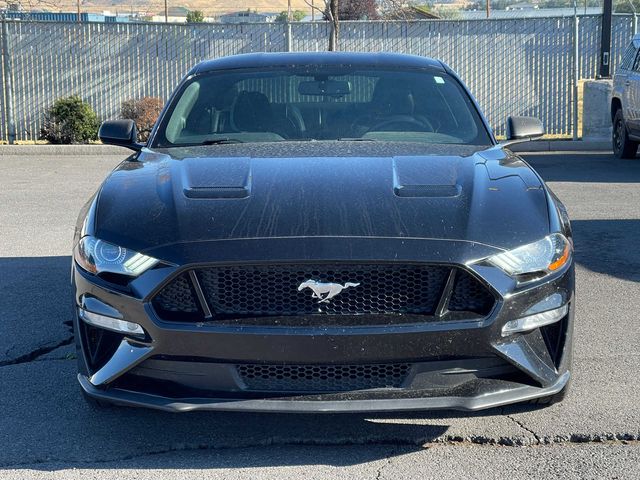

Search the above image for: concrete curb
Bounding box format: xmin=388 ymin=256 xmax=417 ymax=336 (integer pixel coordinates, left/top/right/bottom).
xmin=0 ymin=145 xmax=133 ymax=156
xmin=0 ymin=140 xmax=613 ymax=155
xmin=509 ymin=140 xmax=611 ymax=152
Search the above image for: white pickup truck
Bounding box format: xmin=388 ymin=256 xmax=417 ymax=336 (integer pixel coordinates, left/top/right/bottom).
xmin=611 ymin=34 xmax=640 ymax=158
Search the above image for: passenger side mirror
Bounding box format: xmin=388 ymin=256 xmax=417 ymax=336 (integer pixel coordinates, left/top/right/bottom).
xmin=99 ymin=119 xmax=143 ymax=151
xmin=504 ymin=116 xmax=545 ymax=145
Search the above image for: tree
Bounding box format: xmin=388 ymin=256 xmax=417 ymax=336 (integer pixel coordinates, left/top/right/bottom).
xmin=308 ymin=0 xmax=400 ymax=51
xmin=275 ymin=10 xmax=307 ymax=21
xmin=186 ymin=10 xmax=205 ymax=23
xmin=305 ymin=0 xmax=340 ymax=51
xmin=331 ymin=0 xmax=379 ymax=20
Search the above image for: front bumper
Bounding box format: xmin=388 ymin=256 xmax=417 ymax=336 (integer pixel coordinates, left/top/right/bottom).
xmin=73 ymin=237 xmax=575 ymax=413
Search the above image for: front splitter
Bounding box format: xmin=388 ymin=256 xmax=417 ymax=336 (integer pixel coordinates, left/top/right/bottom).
xmin=78 ymin=371 xmax=570 ymax=413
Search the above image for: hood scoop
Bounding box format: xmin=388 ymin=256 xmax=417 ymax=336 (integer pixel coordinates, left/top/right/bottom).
xmin=393 ymin=156 xmax=462 ymax=198
xmin=181 ymin=157 xmax=252 ymax=199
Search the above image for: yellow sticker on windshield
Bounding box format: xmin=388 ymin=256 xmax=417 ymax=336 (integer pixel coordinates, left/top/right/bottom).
xmin=434 ymin=76 xmax=445 ymax=84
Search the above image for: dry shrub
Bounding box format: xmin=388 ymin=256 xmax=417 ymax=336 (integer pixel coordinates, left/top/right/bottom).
xmin=121 ymin=97 xmax=163 ymax=142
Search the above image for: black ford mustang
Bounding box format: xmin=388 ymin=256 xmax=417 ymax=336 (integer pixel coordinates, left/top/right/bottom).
xmin=73 ymin=52 xmax=574 ymax=412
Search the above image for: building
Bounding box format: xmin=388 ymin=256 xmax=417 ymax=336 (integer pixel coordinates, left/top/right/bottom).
xmin=3 ymin=11 xmax=131 ymax=22
xmin=505 ymin=2 xmax=538 ymax=10
xmin=219 ymin=11 xmax=278 ymax=23
xmin=151 ymin=6 xmax=189 ymax=23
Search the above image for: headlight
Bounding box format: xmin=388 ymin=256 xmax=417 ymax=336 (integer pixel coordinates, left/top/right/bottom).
xmin=74 ymin=236 xmax=159 ymax=277
xmin=487 ymin=233 xmax=571 ymax=277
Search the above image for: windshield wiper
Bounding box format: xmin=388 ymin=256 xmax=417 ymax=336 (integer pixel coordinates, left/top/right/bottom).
xmin=201 ymin=138 xmax=245 ymax=145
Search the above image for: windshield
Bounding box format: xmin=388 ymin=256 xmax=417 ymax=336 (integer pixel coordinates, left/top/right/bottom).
xmin=152 ymin=66 xmax=492 ymax=147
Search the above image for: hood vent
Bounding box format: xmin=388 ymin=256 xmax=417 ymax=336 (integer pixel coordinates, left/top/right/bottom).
xmin=393 ymin=157 xmax=462 ymax=198
xmin=181 ymin=157 xmax=251 ymax=199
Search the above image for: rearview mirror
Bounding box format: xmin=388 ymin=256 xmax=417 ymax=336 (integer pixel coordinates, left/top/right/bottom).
xmin=99 ymin=119 xmax=143 ymax=151
xmin=298 ymin=80 xmax=351 ymax=97
xmin=505 ymin=116 xmax=544 ymax=142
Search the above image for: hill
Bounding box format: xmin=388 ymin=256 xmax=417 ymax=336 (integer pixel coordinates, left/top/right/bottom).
xmin=77 ymin=0 xmax=318 ymax=17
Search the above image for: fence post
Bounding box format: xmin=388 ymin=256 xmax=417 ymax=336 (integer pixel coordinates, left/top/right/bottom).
xmin=0 ymin=17 xmax=16 ymax=144
xmin=285 ymin=21 xmax=293 ymax=52
xmin=572 ymin=14 xmax=580 ymax=141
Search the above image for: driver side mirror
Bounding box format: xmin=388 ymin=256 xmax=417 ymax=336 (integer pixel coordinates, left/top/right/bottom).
xmin=504 ymin=116 xmax=544 ymax=144
xmin=99 ymin=119 xmax=143 ymax=151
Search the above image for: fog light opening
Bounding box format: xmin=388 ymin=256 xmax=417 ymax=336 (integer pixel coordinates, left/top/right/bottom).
xmin=502 ymin=304 xmax=568 ymax=336
xmin=79 ymin=308 xmax=145 ymax=337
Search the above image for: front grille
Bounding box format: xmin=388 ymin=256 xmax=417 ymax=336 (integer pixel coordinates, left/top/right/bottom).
xmin=151 ymin=264 xmax=495 ymax=322
xmin=153 ymin=273 xmax=199 ymax=314
xmin=448 ymin=270 xmax=496 ymax=314
xmin=237 ymin=363 xmax=412 ymax=392
xmin=198 ymin=263 xmax=449 ymax=317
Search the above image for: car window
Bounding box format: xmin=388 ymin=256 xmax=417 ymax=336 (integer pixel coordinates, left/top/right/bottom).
xmin=633 ymin=50 xmax=640 ymax=72
xmin=153 ymin=67 xmax=492 ymax=147
xmin=619 ymin=43 xmax=637 ymax=71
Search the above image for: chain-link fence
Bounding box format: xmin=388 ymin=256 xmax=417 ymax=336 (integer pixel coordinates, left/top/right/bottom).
xmin=0 ymin=15 xmax=634 ymax=141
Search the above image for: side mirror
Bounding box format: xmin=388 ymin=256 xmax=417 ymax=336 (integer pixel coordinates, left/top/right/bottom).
xmin=99 ymin=119 xmax=143 ymax=151
xmin=504 ymin=116 xmax=544 ymax=145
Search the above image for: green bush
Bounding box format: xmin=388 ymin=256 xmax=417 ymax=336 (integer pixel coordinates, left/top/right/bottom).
xmin=40 ymin=96 xmax=100 ymax=144
xmin=186 ymin=10 xmax=205 ymax=23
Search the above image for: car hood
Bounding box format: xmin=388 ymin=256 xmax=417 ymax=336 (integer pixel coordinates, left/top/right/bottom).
xmin=93 ymin=142 xmax=549 ymax=256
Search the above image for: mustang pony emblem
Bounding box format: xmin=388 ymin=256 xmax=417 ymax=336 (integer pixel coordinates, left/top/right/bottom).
xmin=298 ymin=280 xmax=360 ymax=303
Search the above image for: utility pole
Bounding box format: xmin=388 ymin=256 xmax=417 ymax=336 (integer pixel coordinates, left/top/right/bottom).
xmin=486 ymin=0 xmax=490 ymax=18
xmin=287 ymin=0 xmax=292 ymax=21
xmin=598 ymin=0 xmax=613 ymax=78
xmin=77 ymin=0 xmax=81 ymax=22
xmin=164 ymin=0 xmax=168 ymax=22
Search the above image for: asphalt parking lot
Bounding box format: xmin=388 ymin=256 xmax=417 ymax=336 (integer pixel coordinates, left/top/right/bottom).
xmin=0 ymin=149 xmax=639 ymax=479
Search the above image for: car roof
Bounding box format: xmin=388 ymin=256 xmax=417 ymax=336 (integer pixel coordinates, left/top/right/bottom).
xmin=192 ymin=52 xmax=446 ymax=74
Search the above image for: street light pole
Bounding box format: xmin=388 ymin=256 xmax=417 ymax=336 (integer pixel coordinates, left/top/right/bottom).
xmin=165 ymin=0 xmax=168 ymax=23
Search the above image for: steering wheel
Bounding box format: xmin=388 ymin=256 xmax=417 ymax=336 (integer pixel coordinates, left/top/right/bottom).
xmin=365 ymin=115 xmax=433 ymax=133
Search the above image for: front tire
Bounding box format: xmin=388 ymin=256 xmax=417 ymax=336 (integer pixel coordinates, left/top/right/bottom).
xmin=613 ymin=109 xmax=638 ymax=159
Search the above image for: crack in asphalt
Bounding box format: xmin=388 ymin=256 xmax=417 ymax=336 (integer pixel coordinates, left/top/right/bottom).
xmin=502 ymin=407 xmax=541 ymax=445
xmin=505 ymin=415 xmax=541 ymax=445
xmin=0 ymin=336 xmax=74 ymax=368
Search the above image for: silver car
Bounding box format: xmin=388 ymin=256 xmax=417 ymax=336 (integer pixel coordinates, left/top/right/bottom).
xmin=612 ymin=34 xmax=640 ymax=158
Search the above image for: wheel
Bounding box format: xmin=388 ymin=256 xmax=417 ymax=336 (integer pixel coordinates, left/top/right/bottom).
xmin=528 ymin=381 xmax=569 ymax=406
xmin=612 ymin=109 xmax=638 ymax=159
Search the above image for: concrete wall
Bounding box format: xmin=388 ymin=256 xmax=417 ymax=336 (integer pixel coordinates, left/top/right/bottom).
xmin=582 ymin=80 xmax=613 ymax=141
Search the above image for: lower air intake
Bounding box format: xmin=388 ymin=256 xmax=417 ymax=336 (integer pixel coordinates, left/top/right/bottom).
xmin=237 ymin=363 xmax=412 ymax=392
